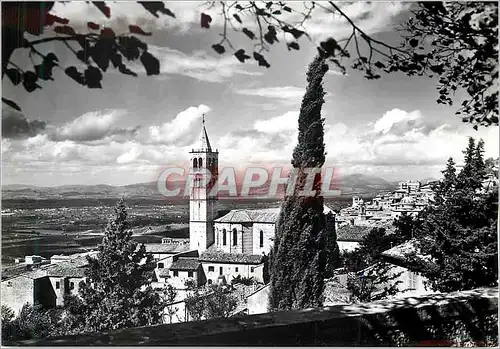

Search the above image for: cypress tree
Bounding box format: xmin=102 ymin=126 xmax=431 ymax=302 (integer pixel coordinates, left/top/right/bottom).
xmin=269 ymin=54 xmax=336 ymax=311
xmin=64 ymin=199 xmax=164 ymax=333
xmin=434 ymin=157 xmax=457 ymax=204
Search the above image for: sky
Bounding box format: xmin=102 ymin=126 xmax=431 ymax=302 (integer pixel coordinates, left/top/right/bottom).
xmin=2 ymin=1 xmax=499 ymax=187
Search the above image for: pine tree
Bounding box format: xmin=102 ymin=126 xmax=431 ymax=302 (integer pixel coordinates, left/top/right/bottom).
xmin=411 ymin=138 xmax=498 ymax=292
xmin=269 ymin=54 xmax=335 ymax=311
xmin=64 ymin=199 xmax=164 ymax=333
xmin=434 ymin=157 xmax=457 ymax=204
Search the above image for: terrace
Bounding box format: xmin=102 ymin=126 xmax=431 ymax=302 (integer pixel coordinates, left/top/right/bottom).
xmin=20 ymin=287 xmax=498 ymax=346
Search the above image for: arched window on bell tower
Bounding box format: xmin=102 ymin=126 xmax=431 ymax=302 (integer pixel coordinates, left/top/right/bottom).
xmin=193 ymin=158 xmax=198 ymax=168
xmin=222 ymin=229 xmax=227 ymax=246
xmin=198 ymin=157 xmax=203 ymax=168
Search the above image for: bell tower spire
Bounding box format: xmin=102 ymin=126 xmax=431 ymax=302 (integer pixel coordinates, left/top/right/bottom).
xmin=189 ymin=115 xmax=218 ymax=253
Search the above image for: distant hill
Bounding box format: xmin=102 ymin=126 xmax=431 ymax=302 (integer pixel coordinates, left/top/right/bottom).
xmin=2 ymin=173 xmax=399 ymax=200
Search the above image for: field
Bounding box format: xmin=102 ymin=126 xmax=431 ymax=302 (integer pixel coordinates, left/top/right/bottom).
xmin=1 ymin=197 xmax=353 ymax=265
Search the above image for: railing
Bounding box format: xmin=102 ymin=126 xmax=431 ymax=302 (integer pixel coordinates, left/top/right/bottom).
xmin=19 ymin=287 xmax=498 ymax=346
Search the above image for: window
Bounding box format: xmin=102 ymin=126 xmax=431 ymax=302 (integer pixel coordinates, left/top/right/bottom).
xmin=259 ymin=230 xmax=264 ymax=248
xmin=219 ymin=267 xmax=223 ymax=275
xmin=198 ymin=157 xmax=203 ymax=168
xmin=188 ymin=271 xmax=193 ymax=278
xmin=173 ymin=271 xmax=178 ymax=277
xmin=208 ymin=279 xmax=212 ymax=285
xmin=193 ymin=158 xmax=198 ymax=168
xmin=408 ymin=272 xmax=417 ymax=289
xmin=69 ymin=282 xmax=74 ymax=290
xmin=158 ymin=263 xmax=164 ymax=269
xmin=235 ymin=267 xmax=238 ymax=272
xmin=208 ymin=266 xmax=214 ymax=272
xmin=222 ymin=229 xmax=227 ymax=246
xmin=7 ymin=282 xmax=12 ymax=287
xmin=55 ymin=281 xmax=60 ymax=289
xmin=251 ymin=267 xmax=255 ymax=273
xmin=233 ymin=228 xmax=237 ymax=246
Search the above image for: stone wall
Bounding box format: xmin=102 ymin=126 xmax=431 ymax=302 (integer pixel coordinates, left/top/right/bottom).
xmin=20 ymin=288 xmax=498 ymax=346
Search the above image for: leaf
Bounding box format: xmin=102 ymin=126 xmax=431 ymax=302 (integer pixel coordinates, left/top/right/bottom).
xmin=233 ymin=14 xmax=242 ymax=23
xmin=22 ymin=71 xmax=41 ymax=92
xmin=138 ymin=2 xmax=175 ymax=18
xmin=272 ymin=10 xmax=281 ymax=15
xmin=54 ymin=25 xmax=76 ymax=36
xmin=253 ymin=52 xmax=270 ymax=68
xmin=242 ymin=28 xmax=255 ymax=40
xmin=201 ymin=13 xmax=212 ymax=29
xmin=234 ymin=49 xmax=250 ymax=63
xmin=374 ymin=61 xmax=385 ymax=69
xmin=409 ymin=38 xmax=418 ymax=48
xmin=45 ymin=14 xmax=69 ymax=26
xmin=6 ymin=69 xmax=22 ymax=86
xmin=211 ymin=44 xmax=225 ymax=54
xmin=65 ymin=66 xmax=85 ymax=85
xmin=283 ymin=27 xmax=304 ymax=39
xmin=140 ymin=51 xmax=160 ymax=75
xmin=118 ymin=65 xmax=138 ymax=77
xmin=283 ymin=6 xmax=292 ymax=12
xmin=319 ymin=38 xmax=339 ymax=56
xmin=100 ymin=27 xmax=115 ymax=39
xmin=92 ymin=1 xmax=111 ymax=18
xmin=35 ymin=63 xmax=54 ymax=81
xmin=2 ymin=97 xmax=21 ymax=111
xmin=287 ymin=42 xmax=300 ymax=50
xmin=129 ymin=25 xmax=151 ymax=36
xmin=87 ymin=22 xmax=100 ymax=30
xmin=118 ymin=36 xmax=147 ymax=60
xmin=84 ymin=66 xmax=103 ymax=88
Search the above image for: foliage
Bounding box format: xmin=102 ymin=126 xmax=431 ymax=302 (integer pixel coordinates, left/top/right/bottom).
xmin=205 ymin=1 xmax=498 ymax=127
xmin=62 ymin=198 xmax=164 ymax=333
xmin=269 ymin=54 xmax=333 ymax=311
xmin=408 ymin=138 xmax=498 ymax=292
xmin=340 ymin=227 xmax=405 ymax=302
xmin=162 ymin=284 xmax=179 ymax=324
xmin=203 ymin=284 xmax=238 ymax=319
xmin=347 ymin=262 xmax=403 ymax=303
xmin=184 ymin=281 xmax=237 ymax=321
xmin=392 ymin=213 xmax=424 ymax=243
xmin=231 ymin=274 xmax=256 ymax=286
xmin=184 ymin=279 xmax=205 ymax=322
xmin=2 ymin=2 xmax=167 ymax=111
xmin=1 ymin=303 xmax=60 ymax=344
xmin=324 ymin=212 xmax=341 ymax=278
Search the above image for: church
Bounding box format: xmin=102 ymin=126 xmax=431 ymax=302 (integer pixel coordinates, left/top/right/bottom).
xmin=150 ymin=117 xmax=334 ymax=289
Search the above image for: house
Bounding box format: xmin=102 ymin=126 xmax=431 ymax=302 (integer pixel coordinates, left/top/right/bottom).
xmin=380 ymin=239 xmax=436 ymax=298
xmin=145 ymin=239 xmax=191 ymax=260
xmin=246 ymin=284 xmax=270 ymax=315
xmin=336 ymin=225 xmax=372 ymax=252
xmin=199 ymin=247 xmax=265 ymax=285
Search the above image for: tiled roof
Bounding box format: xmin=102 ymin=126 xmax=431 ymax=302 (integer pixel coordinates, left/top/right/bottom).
xmin=215 ymin=205 xmax=334 ymax=224
xmin=381 ymin=239 xmax=433 ymax=270
xmin=45 ymin=256 xmax=89 ymax=277
xmin=169 ymin=257 xmax=200 ymax=271
xmin=336 ymin=225 xmax=372 ymax=242
xmin=200 ymin=247 xmax=264 ymax=265
xmin=145 ymin=243 xmax=190 ymax=254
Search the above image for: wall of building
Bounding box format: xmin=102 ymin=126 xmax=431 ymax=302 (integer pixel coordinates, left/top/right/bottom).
xmin=1 ymin=276 xmax=35 ymax=314
xmin=337 ymin=241 xmax=360 ymax=252
xmin=247 ymin=284 xmax=270 ymax=315
xmin=251 ymin=223 xmax=274 ymax=255
xmin=48 ymin=276 xmax=84 ymax=306
xmin=388 ymin=265 xmax=434 ymax=298
xmin=201 ymin=262 xmax=264 ymax=284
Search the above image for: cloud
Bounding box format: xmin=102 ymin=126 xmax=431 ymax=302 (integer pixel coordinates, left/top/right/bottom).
xmin=2 ymin=109 xmax=46 ymax=139
xmin=148 ymin=46 xmax=262 ymax=83
xmin=254 ymin=111 xmax=299 ymax=133
xmin=236 ymin=86 xmax=305 ymax=106
xmin=51 ymin=109 xmax=138 ymax=142
xmin=146 ymin=104 xmax=210 ymax=145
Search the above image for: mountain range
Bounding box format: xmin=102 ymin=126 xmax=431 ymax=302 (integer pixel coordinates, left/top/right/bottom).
xmin=2 ymin=174 xmax=436 ymax=200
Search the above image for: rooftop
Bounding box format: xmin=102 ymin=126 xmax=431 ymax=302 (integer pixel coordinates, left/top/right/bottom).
xmin=200 ymin=246 xmax=264 ymax=265
xmin=215 ymin=205 xmax=333 ymax=224
xmin=145 ymin=243 xmax=190 ymax=254
xmin=169 ymin=257 xmax=201 ymax=271
xmin=336 ymin=225 xmax=372 ymax=242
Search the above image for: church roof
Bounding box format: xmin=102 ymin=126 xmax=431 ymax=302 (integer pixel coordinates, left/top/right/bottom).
xmin=215 ymin=205 xmax=334 ymax=224
xmin=215 ymin=208 xmax=280 ymax=223
xmin=336 ymin=225 xmax=372 ymax=242
xmin=145 ymin=243 xmax=190 ymax=254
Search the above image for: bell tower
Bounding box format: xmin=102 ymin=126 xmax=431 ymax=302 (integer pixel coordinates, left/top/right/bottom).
xmin=189 ymin=115 xmax=218 ymax=252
